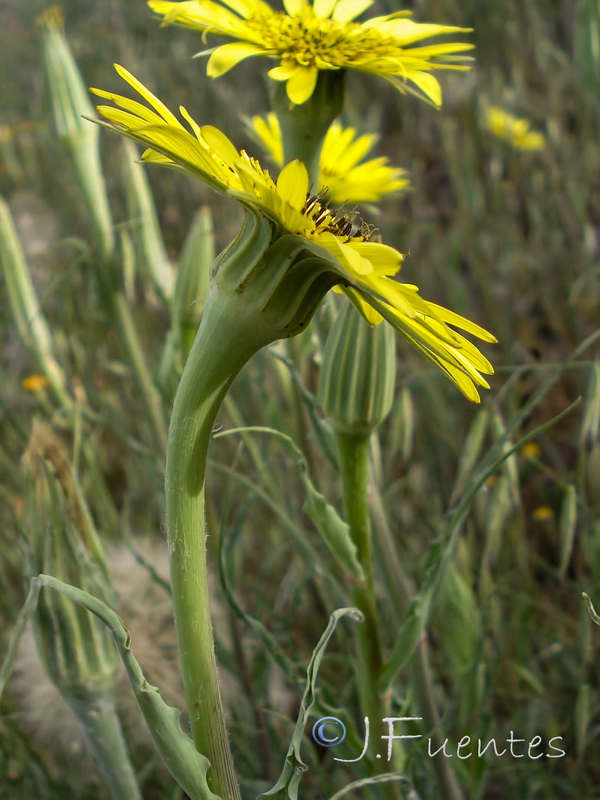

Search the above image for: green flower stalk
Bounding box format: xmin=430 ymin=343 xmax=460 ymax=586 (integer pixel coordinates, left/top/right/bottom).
xmin=22 ymin=422 xmax=141 ymax=800
xmin=317 ymin=301 xmax=395 ymax=755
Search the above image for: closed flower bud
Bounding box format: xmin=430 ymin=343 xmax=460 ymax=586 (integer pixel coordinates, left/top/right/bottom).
xmin=22 ymin=421 xmax=118 ymax=698
xmin=317 ymin=300 xmax=396 ymax=436
xmin=38 ymin=7 xmax=114 ymax=265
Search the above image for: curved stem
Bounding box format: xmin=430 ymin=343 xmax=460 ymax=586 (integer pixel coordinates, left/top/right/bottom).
xmin=166 ymin=289 xmax=269 ymax=800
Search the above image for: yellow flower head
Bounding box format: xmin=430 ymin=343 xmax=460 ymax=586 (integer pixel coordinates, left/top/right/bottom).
xmin=245 ymin=112 xmax=409 ymax=204
xmin=483 ymin=106 xmax=546 ymax=151
xmin=92 ymin=66 xmax=496 ymax=401
xmin=22 ymin=374 xmax=51 ymax=392
xmin=148 ymin=0 xmax=474 ymax=106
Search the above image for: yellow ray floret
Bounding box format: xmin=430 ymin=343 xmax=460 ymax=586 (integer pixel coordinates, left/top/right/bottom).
xmin=91 ymin=66 xmax=496 ymax=401
xmin=148 ymin=0 xmax=474 ymax=106
xmin=245 ymin=112 xmax=409 ymax=204
xmin=483 ymin=106 xmax=546 ymax=151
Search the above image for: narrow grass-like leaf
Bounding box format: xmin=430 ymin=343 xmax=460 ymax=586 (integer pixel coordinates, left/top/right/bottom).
xmin=326 ymin=773 xmax=409 ymax=800
xmin=559 ymin=484 xmax=577 ymax=579
xmin=0 ymin=579 xmax=42 ymax=701
xmin=580 ymin=362 xmax=600 ymax=447
xmin=582 ymin=592 xmax=600 ymax=626
xmin=214 ymin=426 xmax=363 ymax=579
xmin=258 ymin=607 xmax=363 ymax=800
xmin=430 ymin=395 xmax=475 ymax=496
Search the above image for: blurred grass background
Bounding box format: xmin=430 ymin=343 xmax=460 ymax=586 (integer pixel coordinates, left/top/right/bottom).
xmin=1 ymin=0 xmax=600 ymax=798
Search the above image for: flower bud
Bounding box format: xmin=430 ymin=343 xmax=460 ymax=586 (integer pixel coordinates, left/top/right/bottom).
xmin=173 ymin=205 xmax=215 ymax=362
xmin=22 ymin=421 xmax=118 ymax=698
xmin=317 ymin=300 xmax=396 ymax=436
xmin=38 ymin=7 xmax=114 ymax=266
xmin=121 ymin=140 xmax=173 ymax=301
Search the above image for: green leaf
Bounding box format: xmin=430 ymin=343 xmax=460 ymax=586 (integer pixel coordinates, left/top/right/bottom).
xmin=214 ymin=426 xmax=364 ymax=579
xmin=24 ymin=575 xmax=221 ymax=800
xmin=258 ymin=607 xmax=363 ymax=800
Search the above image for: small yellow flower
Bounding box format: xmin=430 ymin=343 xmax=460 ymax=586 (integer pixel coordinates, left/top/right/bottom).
xmin=483 ymin=106 xmax=546 ymax=151
xmin=532 ymin=505 xmax=554 ymax=522
xmin=246 ymin=113 xmax=409 ymax=204
xmin=92 ymin=66 xmax=496 ymax=401
xmin=148 ymin=0 xmax=473 ymax=106
xmin=522 ymin=441 xmax=541 ymax=459
xmin=22 ymin=374 xmax=51 ymax=392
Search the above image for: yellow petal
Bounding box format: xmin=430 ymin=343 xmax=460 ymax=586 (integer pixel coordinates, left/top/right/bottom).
xmin=282 ymin=0 xmax=307 ymax=15
xmin=286 ymin=65 xmax=319 ymax=105
xmin=427 ymin=303 xmax=498 ymax=343
xmin=218 ymin=0 xmax=273 ymax=18
xmin=207 ymin=42 xmax=267 ymax=77
xmin=179 ymin=105 xmax=202 ymax=139
xmin=343 ymin=286 xmax=383 ymax=324
xmin=408 ymin=71 xmax=442 ymax=106
xmin=268 ymin=63 xmax=299 ymax=80
xmin=200 ymin=125 xmax=240 ymax=164
xmin=318 ymin=233 xmax=373 ymax=276
xmin=331 ymin=0 xmax=374 ymax=23
xmin=277 ymin=160 xmax=309 ymax=209
xmin=114 ymin=64 xmax=182 ymax=126
xmin=347 ymin=242 xmax=403 ymax=277
xmin=313 ymin=0 xmax=338 ymax=19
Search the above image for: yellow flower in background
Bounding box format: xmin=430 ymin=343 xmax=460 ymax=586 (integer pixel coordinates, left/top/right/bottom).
xmin=148 ymin=0 xmax=474 ymax=106
xmin=484 ymin=106 xmax=546 ymax=151
xmin=22 ymin=374 xmax=50 ymax=392
xmin=532 ymin=506 xmax=554 ymax=522
xmin=245 ymin=113 xmax=409 ymax=204
xmin=92 ymin=66 xmax=496 ymax=401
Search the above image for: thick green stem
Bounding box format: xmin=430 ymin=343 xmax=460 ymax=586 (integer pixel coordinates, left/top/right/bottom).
xmin=66 ymin=690 xmax=141 ymax=800
xmin=272 ymin=71 xmax=345 ymax=187
xmin=166 ymin=207 xmax=337 ymax=797
xmin=166 ymin=289 xmax=270 ymax=800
